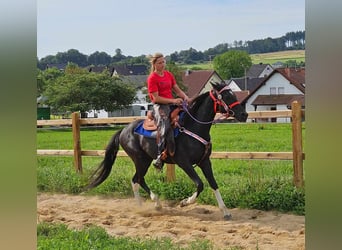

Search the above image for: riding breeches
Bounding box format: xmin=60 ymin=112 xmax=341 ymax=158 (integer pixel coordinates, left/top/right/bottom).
xmin=153 ymin=104 xmax=175 ymax=157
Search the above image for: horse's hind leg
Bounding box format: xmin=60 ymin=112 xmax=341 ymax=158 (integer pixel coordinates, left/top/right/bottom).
xmin=177 ymin=164 xmax=204 ymax=207
xmin=131 ymin=158 xmax=162 ymax=210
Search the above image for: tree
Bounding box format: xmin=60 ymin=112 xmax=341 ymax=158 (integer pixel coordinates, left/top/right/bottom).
xmin=55 ymin=49 xmax=88 ymax=67
xmin=213 ymin=50 xmax=252 ymax=80
xmin=43 ymin=64 xmax=136 ymax=117
xmin=37 ymin=67 xmax=64 ymax=97
xmin=88 ymin=51 xmax=112 ymax=66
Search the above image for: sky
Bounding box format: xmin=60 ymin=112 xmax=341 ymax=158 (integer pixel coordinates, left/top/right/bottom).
xmin=37 ymin=0 xmax=305 ymax=59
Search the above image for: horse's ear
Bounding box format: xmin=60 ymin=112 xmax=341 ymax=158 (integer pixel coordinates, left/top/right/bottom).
xmin=210 ymin=81 xmax=219 ymax=89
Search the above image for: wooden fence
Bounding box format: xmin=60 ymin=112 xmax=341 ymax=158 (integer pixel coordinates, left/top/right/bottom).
xmin=37 ymin=101 xmax=305 ymax=188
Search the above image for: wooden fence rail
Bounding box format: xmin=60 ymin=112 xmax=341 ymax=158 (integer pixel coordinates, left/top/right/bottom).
xmin=37 ymin=101 xmax=305 ymax=187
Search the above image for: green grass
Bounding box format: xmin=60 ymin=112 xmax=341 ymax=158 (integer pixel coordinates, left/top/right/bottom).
xmin=180 ymin=50 xmax=305 ymax=70
xmin=37 ymin=222 xmax=214 ymax=250
xmin=37 ymin=123 xmax=305 ymax=215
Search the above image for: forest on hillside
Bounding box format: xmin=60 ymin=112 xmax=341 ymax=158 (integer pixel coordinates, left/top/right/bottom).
xmin=37 ymin=31 xmax=304 ymax=69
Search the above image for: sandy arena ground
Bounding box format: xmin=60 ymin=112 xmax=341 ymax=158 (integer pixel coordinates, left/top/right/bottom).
xmin=37 ymin=193 xmax=305 ymax=249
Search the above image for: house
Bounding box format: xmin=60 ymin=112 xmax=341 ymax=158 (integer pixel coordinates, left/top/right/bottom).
xmin=112 ymin=64 xmax=148 ymax=77
xmin=227 ymin=76 xmax=266 ymax=92
xmin=88 ymin=65 xmax=109 ymax=74
xmin=182 ymin=70 xmax=224 ymax=98
xmin=243 ymin=67 xmax=305 ymax=123
xmin=246 ymin=63 xmax=274 ymax=78
xmin=120 ymin=75 xmax=149 ymax=104
xmin=87 ymin=64 xmax=148 ymax=77
xmin=46 ymin=63 xmax=68 ymax=71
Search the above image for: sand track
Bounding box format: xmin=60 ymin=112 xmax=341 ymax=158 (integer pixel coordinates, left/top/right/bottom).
xmin=37 ymin=193 xmax=304 ymax=249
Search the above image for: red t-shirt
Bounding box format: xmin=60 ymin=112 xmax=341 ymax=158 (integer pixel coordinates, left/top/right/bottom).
xmin=147 ymin=70 xmax=176 ymax=103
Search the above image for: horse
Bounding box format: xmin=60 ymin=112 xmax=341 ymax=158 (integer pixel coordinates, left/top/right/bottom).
xmin=86 ymin=82 xmax=248 ymax=220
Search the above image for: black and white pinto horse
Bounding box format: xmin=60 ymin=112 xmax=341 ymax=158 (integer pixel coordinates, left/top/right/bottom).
xmin=86 ymin=83 xmax=248 ymax=220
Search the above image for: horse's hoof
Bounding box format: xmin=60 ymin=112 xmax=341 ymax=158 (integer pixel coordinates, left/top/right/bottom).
xmin=224 ymin=214 xmax=232 ymax=221
xmin=179 ymin=199 xmax=187 ymax=207
xmin=154 ymin=202 xmax=162 ymax=210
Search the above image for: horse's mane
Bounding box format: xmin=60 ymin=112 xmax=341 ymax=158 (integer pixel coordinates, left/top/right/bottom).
xmin=188 ymin=82 xmax=226 ymax=112
xmin=188 ymin=91 xmax=210 ymax=112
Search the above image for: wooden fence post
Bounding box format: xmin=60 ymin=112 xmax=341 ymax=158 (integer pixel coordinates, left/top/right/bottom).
xmin=291 ymin=101 xmax=303 ymax=188
xmin=166 ymin=164 xmax=175 ymax=182
xmin=72 ymin=112 xmax=82 ymax=173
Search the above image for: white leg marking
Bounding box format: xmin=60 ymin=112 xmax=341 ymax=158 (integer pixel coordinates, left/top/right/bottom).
xmin=180 ymin=192 xmax=197 ymax=207
xmin=131 ymin=182 xmax=142 ymax=206
xmin=150 ymin=191 xmax=162 ymax=210
xmin=214 ymin=189 xmax=232 ymax=220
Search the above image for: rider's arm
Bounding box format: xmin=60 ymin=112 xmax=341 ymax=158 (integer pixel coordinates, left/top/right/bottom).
xmin=150 ymin=92 xmax=181 ymax=105
xmin=173 ymin=84 xmax=191 ymax=103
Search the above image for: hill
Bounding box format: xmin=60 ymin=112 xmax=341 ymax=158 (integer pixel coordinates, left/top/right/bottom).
xmin=181 ymin=50 xmax=305 ymax=70
xmin=251 ymin=50 xmax=305 ymax=65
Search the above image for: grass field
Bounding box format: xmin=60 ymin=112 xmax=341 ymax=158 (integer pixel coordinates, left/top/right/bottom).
xmin=37 ymin=123 xmax=305 ymax=215
xmin=181 ymin=50 xmax=305 ymax=70
xmin=38 ymin=222 xmax=213 ymax=250
xmin=250 ymin=50 xmax=305 ymax=65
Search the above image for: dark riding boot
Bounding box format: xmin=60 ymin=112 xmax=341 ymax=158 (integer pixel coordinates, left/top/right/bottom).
xmin=153 ymin=136 xmax=166 ymax=171
xmin=153 ymin=149 xmax=166 ymax=171
xmin=166 ymin=129 xmax=175 ymax=156
xmin=153 ymin=122 xmax=165 ymax=171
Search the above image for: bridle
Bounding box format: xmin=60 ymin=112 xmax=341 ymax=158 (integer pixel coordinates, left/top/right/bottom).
xmin=209 ymin=85 xmax=240 ymax=118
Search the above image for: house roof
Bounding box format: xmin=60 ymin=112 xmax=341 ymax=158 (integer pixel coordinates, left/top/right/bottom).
xmin=251 ymin=94 xmax=305 ymax=107
xmin=46 ymin=63 xmax=68 ymax=70
xmin=234 ymin=91 xmax=250 ymax=103
xmin=246 ymin=63 xmax=273 ymax=78
xmin=275 ymin=67 xmax=305 ymax=93
xmin=120 ymin=75 xmax=148 ymax=88
xmin=111 ymin=64 xmax=148 ymax=76
xmin=182 ymin=70 xmax=218 ymax=97
xmin=88 ymin=66 xmax=108 ymax=73
xmin=229 ymin=77 xmax=266 ymax=92
xmin=127 ymin=65 xmax=148 ymax=75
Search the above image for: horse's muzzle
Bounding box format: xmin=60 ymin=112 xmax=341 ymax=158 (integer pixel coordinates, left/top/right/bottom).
xmin=237 ymin=111 xmax=248 ymax=122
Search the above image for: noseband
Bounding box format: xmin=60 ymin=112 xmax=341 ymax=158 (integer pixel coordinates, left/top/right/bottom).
xmin=209 ymin=85 xmax=240 ymax=117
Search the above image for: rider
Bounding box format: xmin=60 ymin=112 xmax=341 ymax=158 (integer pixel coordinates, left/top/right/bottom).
xmin=147 ymin=52 xmax=190 ymax=170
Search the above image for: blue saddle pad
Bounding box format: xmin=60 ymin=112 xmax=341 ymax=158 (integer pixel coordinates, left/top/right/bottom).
xmin=134 ymin=112 xmax=184 ymax=138
xmin=134 ymin=121 xmax=157 ymax=138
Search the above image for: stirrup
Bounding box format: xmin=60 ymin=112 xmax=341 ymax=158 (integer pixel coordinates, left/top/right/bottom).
xmin=153 ymin=156 xmax=164 ymax=171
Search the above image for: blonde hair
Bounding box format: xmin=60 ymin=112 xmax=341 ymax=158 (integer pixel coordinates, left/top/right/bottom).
xmin=147 ymin=52 xmax=164 ymax=73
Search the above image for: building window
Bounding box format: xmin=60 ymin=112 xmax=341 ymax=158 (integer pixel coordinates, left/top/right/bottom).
xmin=278 ymin=87 xmax=285 ymax=94
xmin=270 ymin=87 xmax=276 ymax=95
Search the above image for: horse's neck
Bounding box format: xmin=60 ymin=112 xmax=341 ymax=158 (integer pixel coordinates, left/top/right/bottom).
xmin=185 ymin=97 xmax=216 ymax=137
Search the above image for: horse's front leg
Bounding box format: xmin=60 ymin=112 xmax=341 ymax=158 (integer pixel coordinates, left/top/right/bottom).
xmin=200 ymin=159 xmax=232 ymax=220
xmin=213 ymin=189 xmax=232 ymax=220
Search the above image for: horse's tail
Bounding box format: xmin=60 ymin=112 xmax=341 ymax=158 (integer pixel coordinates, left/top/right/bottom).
xmin=84 ymin=129 xmax=122 ymax=190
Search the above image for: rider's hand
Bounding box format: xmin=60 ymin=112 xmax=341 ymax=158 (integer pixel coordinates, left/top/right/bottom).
xmin=174 ymin=98 xmax=183 ymax=105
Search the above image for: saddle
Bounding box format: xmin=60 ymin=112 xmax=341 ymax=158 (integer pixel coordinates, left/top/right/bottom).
xmin=143 ymin=107 xmax=182 ymax=131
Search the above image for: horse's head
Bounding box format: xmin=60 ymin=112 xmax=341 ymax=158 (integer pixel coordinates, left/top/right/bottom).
xmin=210 ymin=82 xmax=248 ymax=122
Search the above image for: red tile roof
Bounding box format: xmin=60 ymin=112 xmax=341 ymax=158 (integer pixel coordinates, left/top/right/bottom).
xmin=182 ymin=70 xmax=216 ymax=97
xmin=275 ymin=67 xmax=305 ymax=93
